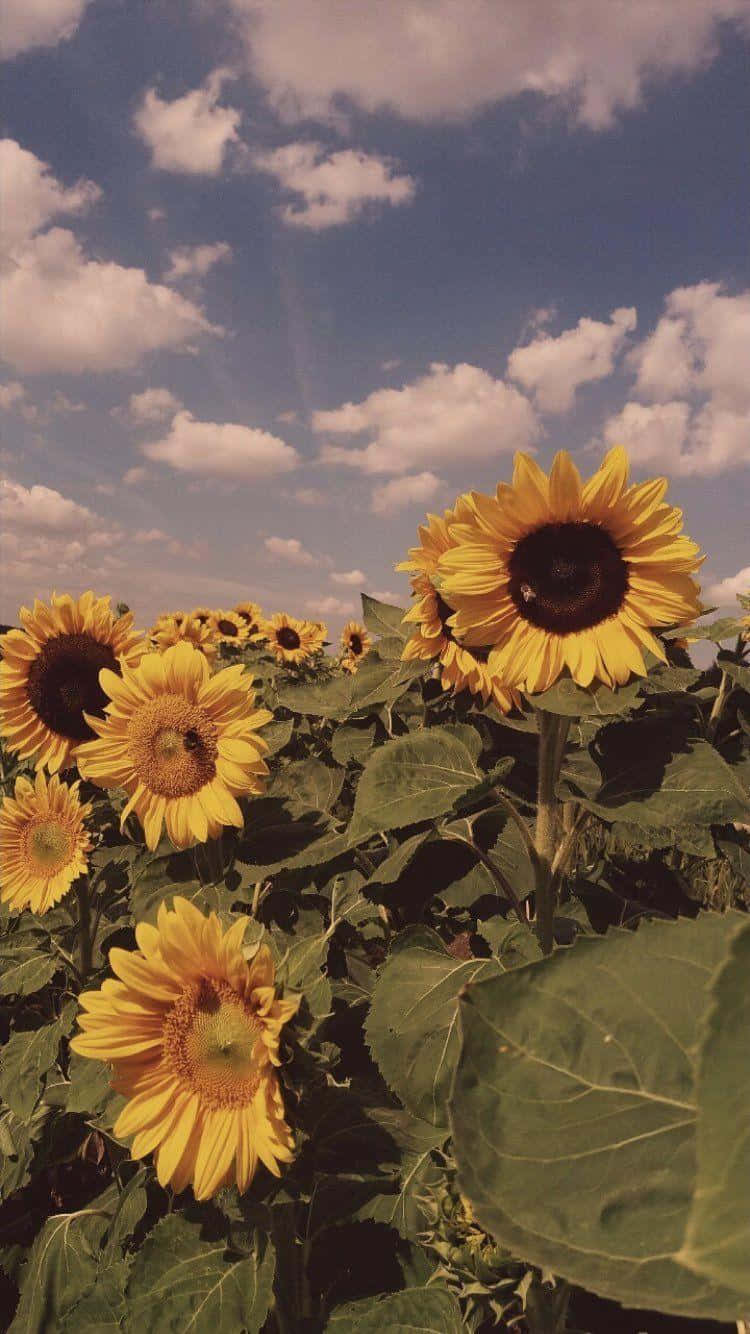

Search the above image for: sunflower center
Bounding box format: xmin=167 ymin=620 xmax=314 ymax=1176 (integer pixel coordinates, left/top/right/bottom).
xmin=195 ymin=613 xmax=210 ymax=625
xmin=127 ymin=695 xmax=219 ymax=797
xmin=26 ymin=633 xmax=120 ymax=741
xmin=217 ymin=619 xmax=238 ymax=637
xmin=508 ymin=522 xmax=629 ymax=633
xmin=236 ymin=610 xmax=257 ymax=630
xmin=349 ymin=634 xmax=363 ymax=655
xmin=277 ymin=627 xmax=300 ymax=650
xmin=27 ymin=818 xmax=73 ymax=873
xmin=163 ymin=978 xmax=265 ymax=1108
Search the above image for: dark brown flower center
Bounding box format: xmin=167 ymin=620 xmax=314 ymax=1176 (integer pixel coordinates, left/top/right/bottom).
xmin=236 ymin=609 xmax=257 ymax=630
xmin=508 ymin=522 xmax=628 ymax=633
xmin=349 ymin=634 xmax=363 ymax=655
xmin=217 ymin=619 xmax=238 ymax=636
xmin=26 ymin=633 xmax=120 ymax=741
xmin=277 ymin=627 xmax=301 ymax=650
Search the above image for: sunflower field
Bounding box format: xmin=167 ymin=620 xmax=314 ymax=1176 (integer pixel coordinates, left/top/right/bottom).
xmin=1 ymin=448 xmax=749 ymax=1334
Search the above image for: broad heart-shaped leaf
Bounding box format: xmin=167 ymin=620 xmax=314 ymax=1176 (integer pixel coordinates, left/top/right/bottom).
xmin=0 ymin=1003 xmax=75 ymax=1122
xmin=527 ymin=674 xmax=644 ymax=717
xmin=679 ymin=917 xmax=750 ymax=1298
xmin=450 ymin=912 xmax=748 ymax=1321
xmin=366 ymin=929 xmax=500 ymax=1126
xmin=327 ymin=1285 xmax=464 ymax=1332
xmin=0 ymin=944 xmax=56 ymax=996
xmin=350 ymin=727 xmax=481 ymax=838
xmin=124 ymin=1215 xmax=275 ymax=1334
xmin=235 ymin=797 xmax=356 ymax=880
xmin=276 ymin=656 xmax=423 ymax=721
xmin=331 ymin=720 xmax=377 ymax=765
xmin=687 ymin=616 xmax=742 ymax=643
xmin=8 ymin=1207 xmax=108 ymax=1334
xmin=361 ymin=593 xmax=409 ymax=643
xmin=717 ymin=651 xmax=750 ymax=693
xmin=268 ymin=756 xmax=345 ymax=815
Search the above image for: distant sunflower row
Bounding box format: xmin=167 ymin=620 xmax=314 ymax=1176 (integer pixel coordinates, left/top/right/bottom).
xmin=148 ymin=602 xmax=331 ymax=663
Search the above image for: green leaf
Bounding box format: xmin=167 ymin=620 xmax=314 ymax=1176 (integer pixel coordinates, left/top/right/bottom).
xmin=688 ymin=617 xmax=742 ymax=643
xmin=64 ymin=1052 xmax=124 ymax=1126
xmin=363 ymin=1108 xmax=446 ymax=1239
xmin=124 ymin=1216 xmax=275 ymax=1334
xmin=328 ymin=1286 xmax=464 ymax=1332
xmin=331 ymin=721 xmax=377 ymax=765
xmin=717 ymin=651 xmax=750 ymax=692
xmin=236 ymin=798 xmax=355 ymax=879
xmin=0 ymin=1004 xmax=74 ymax=1122
xmin=276 ymin=657 xmax=423 ymax=721
xmin=280 ymin=930 xmax=332 ymax=1019
xmin=8 ymin=1209 xmax=106 ymax=1334
xmin=450 ymin=912 xmax=748 ymax=1321
xmin=361 ymin=594 xmax=409 ymax=643
xmin=60 ymin=1261 xmax=129 ymax=1332
xmin=0 ymin=1104 xmax=47 ymax=1200
xmin=350 ymin=727 xmax=481 ymax=838
xmin=527 ymin=675 xmax=643 ymax=717
xmin=679 ymin=918 xmax=750 ymax=1297
xmin=366 ymin=932 xmax=499 ymax=1125
xmin=269 ymin=757 xmax=344 ymax=815
xmin=261 ymin=718 xmax=294 ymax=754
xmin=364 ymin=832 xmax=431 ymax=891
xmin=0 ymin=946 xmax=57 ymax=996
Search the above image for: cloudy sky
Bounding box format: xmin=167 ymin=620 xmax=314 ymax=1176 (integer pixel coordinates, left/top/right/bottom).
xmin=1 ymin=0 xmax=749 ymax=632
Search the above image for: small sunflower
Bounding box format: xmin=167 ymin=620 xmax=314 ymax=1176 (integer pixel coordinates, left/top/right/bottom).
xmin=340 ymin=621 xmax=370 ymax=661
xmin=190 ymin=607 xmax=214 ymax=627
xmin=438 ymin=448 xmax=704 ymax=693
xmin=261 ymin=614 xmax=319 ymax=665
xmin=0 ymin=771 xmax=92 ymax=914
xmin=210 ymin=610 xmax=249 ymax=647
xmin=0 ymin=592 xmax=147 ymax=773
xmin=301 ymin=620 xmax=327 ymax=653
xmin=151 ymin=614 xmax=217 ymax=664
xmin=234 ymin=602 xmax=263 ymax=636
xmin=398 ymin=503 xmax=519 ymax=713
xmin=76 ymin=642 xmax=272 ymax=850
xmin=71 ymin=897 xmax=299 ymax=1199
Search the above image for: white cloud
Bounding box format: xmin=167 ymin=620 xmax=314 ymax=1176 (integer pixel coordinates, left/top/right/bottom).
xmin=508 ymin=307 xmax=637 ymax=414
xmin=381 ymin=358 xmax=401 ymax=371
xmin=283 ymin=486 xmax=328 ymax=506
xmin=165 ymin=242 xmax=233 ymax=282
xmin=134 ymin=70 xmax=242 ymax=175
xmin=331 ymin=569 xmax=366 ymax=586
xmin=369 ymin=588 xmax=403 ymax=603
xmin=705 ymin=567 xmax=750 ymax=606
xmin=123 ymin=465 xmax=149 ymax=486
xmin=277 ymin=410 xmax=298 ymax=424
xmin=118 ymin=387 xmax=183 ymax=427
xmin=0 ymin=381 xmax=26 ymax=411
xmin=601 ymin=401 xmax=691 ymax=472
xmin=254 ymin=142 xmax=416 ymax=229
xmin=0 ymin=138 xmax=100 ymax=258
xmin=315 ymin=362 xmax=538 ymax=474
xmin=264 ymin=535 xmax=317 ymax=565
xmin=1 ymin=0 xmax=91 ymax=60
xmin=305 ymin=595 xmax=356 ymax=616
xmin=148 ymin=207 xmax=166 ymax=222
xmin=371 ymin=471 xmax=444 ymax=517
xmin=143 ymin=410 xmax=298 ymax=479
xmin=0 ymin=478 xmax=95 ymax=533
xmin=229 ymin=0 xmax=750 ymax=129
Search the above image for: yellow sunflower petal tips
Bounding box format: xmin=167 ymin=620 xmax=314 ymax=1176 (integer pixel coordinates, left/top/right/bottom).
xmin=233 ymin=601 xmax=263 ymax=636
xmin=71 ymin=897 xmax=300 ymax=1199
xmin=339 ymin=621 xmax=371 ymax=674
xmin=0 ymin=591 xmax=148 ymax=773
xmin=210 ymin=610 xmax=249 ymax=646
xmin=437 ymin=447 xmax=703 ymax=694
xmin=75 ymin=641 xmax=273 ymax=851
xmin=260 ymin=614 xmax=322 ymax=664
xmin=0 ymin=771 xmax=92 ymax=914
xmin=151 ymin=613 xmax=217 ymax=663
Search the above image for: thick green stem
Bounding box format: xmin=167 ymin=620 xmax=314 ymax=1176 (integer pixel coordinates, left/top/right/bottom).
xmin=76 ymin=875 xmax=93 ymax=979
xmin=534 ymin=712 xmax=570 ymax=955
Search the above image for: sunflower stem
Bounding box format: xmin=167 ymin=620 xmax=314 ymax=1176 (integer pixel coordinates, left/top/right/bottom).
xmin=707 ymin=669 xmax=732 ymax=743
xmin=534 ymin=712 xmax=570 ymax=955
xmin=76 ymin=875 xmax=93 ymax=979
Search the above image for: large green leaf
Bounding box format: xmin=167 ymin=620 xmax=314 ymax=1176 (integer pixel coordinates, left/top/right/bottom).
xmin=328 ymin=1286 xmax=464 ymax=1332
xmin=124 ymin=1216 xmax=275 ymax=1334
xmin=0 ymin=1004 xmax=74 ymax=1122
xmin=350 ymin=727 xmax=481 ymax=838
xmin=679 ymin=917 xmax=750 ymax=1298
xmin=269 ymin=757 xmax=345 ymax=815
xmin=8 ymin=1208 xmax=107 ymax=1334
xmin=527 ymin=675 xmax=643 ymax=717
xmin=450 ymin=912 xmax=747 ymax=1321
xmin=366 ymin=930 xmax=499 ymax=1125
xmin=0 ymin=945 xmax=57 ymax=996
xmin=360 ymin=594 xmax=409 ymax=643
xmin=276 ymin=656 xmax=423 ymax=721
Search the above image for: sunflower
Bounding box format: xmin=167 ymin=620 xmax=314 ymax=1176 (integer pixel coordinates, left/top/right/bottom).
xmin=0 ymin=770 xmax=92 ymax=914
xmin=151 ymin=614 xmax=217 ymax=664
xmin=0 ymin=592 xmax=147 ymax=773
xmin=190 ymin=607 xmax=214 ymax=627
xmin=437 ymin=448 xmax=703 ymax=694
xmin=71 ymin=897 xmax=299 ymax=1199
xmin=76 ymin=642 xmax=272 ymax=850
xmin=260 ymin=614 xmax=320 ymax=665
xmin=301 ymin=620 xmax=327 ymax=653
xmin=233 ymin=602 xmax=263 ymax=636
xmin=340 ymin=621 xmax=370 ymax=661
xmin=210 ymin=610 xmax=249 ymax=647
xmin=397 ymin=503 xmax=520 ymax=713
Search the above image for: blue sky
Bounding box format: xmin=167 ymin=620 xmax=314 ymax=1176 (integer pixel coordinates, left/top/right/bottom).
xmin=1 ymin=0 xmax=749 ymax=633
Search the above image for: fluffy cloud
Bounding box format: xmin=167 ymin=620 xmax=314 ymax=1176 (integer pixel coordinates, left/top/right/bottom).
xmin=0 ymin=478 xmax=95 ymax=533
xmin=315 ymin=362 xmax=538 ymax=474
xmin=0 ymin=138 xmax=100 ymax=258
xmin=283 ymin=486 xmax=328 ymax=506
xmin=305 ymin=595 xmax=356 ymax=616
xmin=371 ymin=471 xmax=444 ymax=516
xmin=229 ymin=0 xmax=750 ymax=129
xmin=264 ymin=536 xmax=316 ymax=565
xmin=142 ymin=410 xmax=298 ymax=478
xmin=0 ymin=381 xmax=26 ymax=411
xmin=601 ymin=401 xmax=690 ymax=472
xmin=122 ymin=466 xmax=149 ymax=486
xmin=705 ymin=566 xmax=750 ymax=606
xmin=331 ymin=569 xmax=366 ymax=586
xmin=134 ymin=70 xmax=242 ymax=175
xmin=1 ymin=0 xmax=91 ymax=60
xmin=117 ymin=387 xmax=183 ymax=426
xmin=165 ymin=242 xmax=233 ymax=282
xmin=254 ymin=143 xmax=416 ymax=228
xmin=508 ymin=307 xmax=636 ymax=414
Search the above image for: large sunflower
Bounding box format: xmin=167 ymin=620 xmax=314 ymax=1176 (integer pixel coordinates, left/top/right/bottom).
xmin=234 ymin=601 xmax=263 ymax=636
xmin=76 ymin=642 xmax=272 ymax=850
xmin=210 ymin=610 xmax=249 ymax=647
xmin=438 ymin=448 xmax=703 ymax=693
xmin=151 ymin=614 xmax=217 ymax=664
xmin=0 ymin=771 xmax=92 ymax=914
xmin=0 ymin=592 xmax=147 ymax=773
xmin=261 ymin=614 xmax=320 ymax=665
xmin=71 ymin=897 xmax=299 ymax=1199
xmin=398 ymin=503 xmax=520 ymax=713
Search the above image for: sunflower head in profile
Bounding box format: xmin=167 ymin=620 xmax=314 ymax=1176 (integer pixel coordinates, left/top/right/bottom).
xmin=437 ymin=448 xmax=704 ymax=695
xmin=1 ymin=771 xmax=92 ymax=914
xmin=209 ymin=610 xmax=249 ymax=648
xmin=233 ymin=601 xmax=263 ymax=636
xmin=76 ymin=641 xmax=272 ymax=850
xmin=0 ymin=592 xmax=147 ymax=773
xmin=71 ymin=896 xmax=299 ymax=1200
xmin=261 ymin=614 xmax=319 ymax=665
xmin=151 ymin=613 xmax=217 ymax=664
xmin=398 ymin=503 xmax=520 ymax=714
